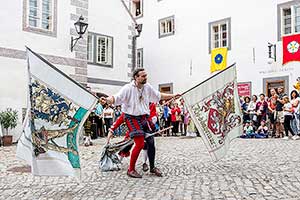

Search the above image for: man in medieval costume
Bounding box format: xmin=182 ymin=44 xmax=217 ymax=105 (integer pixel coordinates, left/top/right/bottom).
xmin=102 ymin=68 xmax=180 ymax=178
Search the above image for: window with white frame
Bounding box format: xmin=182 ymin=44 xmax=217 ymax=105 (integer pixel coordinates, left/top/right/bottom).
xmin=87 ymin=32 xmax=113 ymax=67
xmin=159 ymin=16 xmax=175 ymax=38
xmin=131 ymin=0 xmax=143 ymax=18
xmin=27 ymin=0 xmax=54 ymax=31
xmin=137 ymin=48 xmax=143 ymax=68
xmin=209 ymin=18 xmax=231 ymax=53
xmin=278 ymin=2 xmax=300 ymax=40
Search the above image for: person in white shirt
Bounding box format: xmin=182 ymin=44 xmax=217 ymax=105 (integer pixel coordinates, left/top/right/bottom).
xmin=247 ymin=95 xmax=258 ymax=123
xmin=103 ymin=104 xmax=114 ymax=137
xmin=282 ymin=96 xmax=296 ymax=140
xmin=103 ymin=68 xmax=180 ymax=178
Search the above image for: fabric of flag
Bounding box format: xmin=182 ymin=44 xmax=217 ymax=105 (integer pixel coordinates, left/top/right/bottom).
xmin=210 ymin=47 xmax=228 ymax=73
xmin=16 ymin=47 xmax=98 ymax=177
xmin=183 ymin=64 xmax=242 ymax=161
xmin=282 ymin=34 xmax=300 ymax=65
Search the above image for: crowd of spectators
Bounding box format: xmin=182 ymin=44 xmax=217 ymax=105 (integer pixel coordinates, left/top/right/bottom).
xmin=240 ymin=86 xmax=300 ymax=140
xmin=82 ymin=98 xmax=199 ymax=146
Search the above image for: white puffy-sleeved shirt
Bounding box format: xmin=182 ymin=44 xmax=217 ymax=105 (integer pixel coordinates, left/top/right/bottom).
xmin=113 ymin=81 xmax=161 ymax=116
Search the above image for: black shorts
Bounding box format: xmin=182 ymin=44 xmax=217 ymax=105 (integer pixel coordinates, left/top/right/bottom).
xmin=269 ymin=113 xmax=276 ymax=124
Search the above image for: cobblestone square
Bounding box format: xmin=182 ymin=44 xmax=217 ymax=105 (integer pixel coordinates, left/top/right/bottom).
xmin=1 ymin=137 xmax=300 ymax=200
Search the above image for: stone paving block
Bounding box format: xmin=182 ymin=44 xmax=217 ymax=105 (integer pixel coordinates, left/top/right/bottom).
xmin=2 ymin=138 xmax=300 ymax=200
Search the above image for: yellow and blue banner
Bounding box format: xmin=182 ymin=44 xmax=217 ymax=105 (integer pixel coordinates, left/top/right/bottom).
xmin=210 ymin=47 xmax=228 ymax=73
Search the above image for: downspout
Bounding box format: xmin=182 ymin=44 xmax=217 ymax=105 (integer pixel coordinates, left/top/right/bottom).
xmin=120 ymin=0 xmax=141 ymax=72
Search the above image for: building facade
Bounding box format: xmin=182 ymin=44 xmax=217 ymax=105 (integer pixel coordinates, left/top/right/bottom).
xmin=134 ymin=0 xmax=300 ymax=97
xmin=0 ymin=0 xmax=135 ymax=140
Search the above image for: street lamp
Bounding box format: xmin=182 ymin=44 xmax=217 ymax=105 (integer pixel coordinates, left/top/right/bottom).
xmin=267 ymin=42 xmax=276 ymax=64
xmin=70 ymin=16 xmax=88 ymax=52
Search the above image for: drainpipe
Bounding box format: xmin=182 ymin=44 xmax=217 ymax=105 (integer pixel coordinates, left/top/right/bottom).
xmin=120 ymin=0 xmax=142 ymax=72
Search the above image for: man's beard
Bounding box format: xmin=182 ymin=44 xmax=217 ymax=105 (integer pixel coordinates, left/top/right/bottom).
xmin=141 ymin=80 xmax=147 ymax=84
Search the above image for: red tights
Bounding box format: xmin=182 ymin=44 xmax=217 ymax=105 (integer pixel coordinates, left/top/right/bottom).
xmin=128 ymin=136 xmax=144 ymax=171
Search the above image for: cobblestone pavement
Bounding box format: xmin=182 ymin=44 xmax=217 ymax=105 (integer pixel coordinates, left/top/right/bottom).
xmin=1 ymin=137 xmax=300 ymax=200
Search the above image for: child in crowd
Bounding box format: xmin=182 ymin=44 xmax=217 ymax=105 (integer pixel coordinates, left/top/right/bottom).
xmin=255 ymin=120 xmax=269 ymax=138
xmin=249 ymin=120 xmax=256 ymax=133
xmin=241 ymin=121 xmax=254 ymax=138
xmin=83 ymin=119 xmax=93 ymax=146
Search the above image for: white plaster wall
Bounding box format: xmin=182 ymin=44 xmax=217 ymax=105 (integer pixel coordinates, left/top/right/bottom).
xmin=0 ymin=0 xmax=73 ymax=57
xmin=137 ymin=0 xmax=300 ymax=95
xmin=87 ymin=0 xmax=132 ymax=84
xmin=87 ymin=83 xmax=123 ymax=96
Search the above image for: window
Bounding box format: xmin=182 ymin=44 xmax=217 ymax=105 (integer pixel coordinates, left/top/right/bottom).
xmin=283 ymin=8 xmax=292 ymax=35
xmin=137 ymin=48 xmax=143 ymax=68
xmin=209 ymin=17 xmax=231 ymax=53
xmin=23 ymin=0 xmax=57 ymax=36
xmin=28 ymin=0 xmax=53 ymax=30
xmin=87 ymin=32 xmax=113 ymax=67
xmin=159 ymin=16 xmax=175 ymax=38
xmin=278 ymin=2 xmax=300 ymax=40
xmin=131 ymin=0 xmax=143 ymax=18
xmin=209 ymin=18 xmax=230 ymax=52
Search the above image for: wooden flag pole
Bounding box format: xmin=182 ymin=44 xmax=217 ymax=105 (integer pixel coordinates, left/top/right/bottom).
xmin=163 ymin=63 xmax=236 ymax=105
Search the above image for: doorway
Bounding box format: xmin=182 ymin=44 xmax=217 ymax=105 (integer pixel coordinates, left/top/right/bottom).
xmin=263 ymin=76 xmax=289 ymax=97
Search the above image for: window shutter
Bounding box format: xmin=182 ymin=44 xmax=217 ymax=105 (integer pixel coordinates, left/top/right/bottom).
xmin=107 ymin=37 xmax=112 ymax=65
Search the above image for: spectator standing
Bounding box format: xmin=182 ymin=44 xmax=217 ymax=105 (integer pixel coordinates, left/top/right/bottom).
xmin=163 ymin=101 xmax=170 ymax=136
xmin=95 ymin=99 xmax=105 ymax=137
xmin=282 ymin=96 xmax=296 ymax=140
xmin=171 ymin=102 xmax=181 ymax=136
xmin=290 ymin=90 xmax=300 ymax=139
xmin=247 ymin=95 xmax=258 ymax=123
xmin=275 ymin=87 xmax=286 ymax=138
xmin=268 ymin=89 xmax=278 ymax=137
xmin=241 ymin=96 xmax=250 ymax=123
xmin=103 ymin=104 xmax=114 ymax=137
xmin=256 ymin=94 xmax=268 ymax=127
xmin=179 ymin=98 xmax=187 ymax=136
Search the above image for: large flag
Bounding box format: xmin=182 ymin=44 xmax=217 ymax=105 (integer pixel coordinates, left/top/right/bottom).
xmin=282 ymin=34 xmax=300 ymax=65
xmin=16 ymin=47 xmax=98 ymax=177
xmin=210 ymin=47 xmax=227 ymax=73
xmin=183 ymin=64 xmax=242 ymax=161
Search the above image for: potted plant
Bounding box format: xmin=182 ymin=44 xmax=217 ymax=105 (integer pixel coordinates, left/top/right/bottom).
xmin=0 ymin=108 xmax=18 ymax=146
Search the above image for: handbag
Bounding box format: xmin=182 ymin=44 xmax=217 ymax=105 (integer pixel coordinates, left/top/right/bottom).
xmin=175 ymin=114 xmax=181 ymax=121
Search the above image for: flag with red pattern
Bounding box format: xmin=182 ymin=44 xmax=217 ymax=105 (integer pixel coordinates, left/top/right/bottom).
xmin=282 ymin=34 xmax=300 ymax=65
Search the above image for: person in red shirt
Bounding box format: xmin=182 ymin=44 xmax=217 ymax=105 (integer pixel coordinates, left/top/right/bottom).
xmin=255 ymin=93 xmax=268 ymax=128
xmin=171 ymin=102 xmax=181 ymax=136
